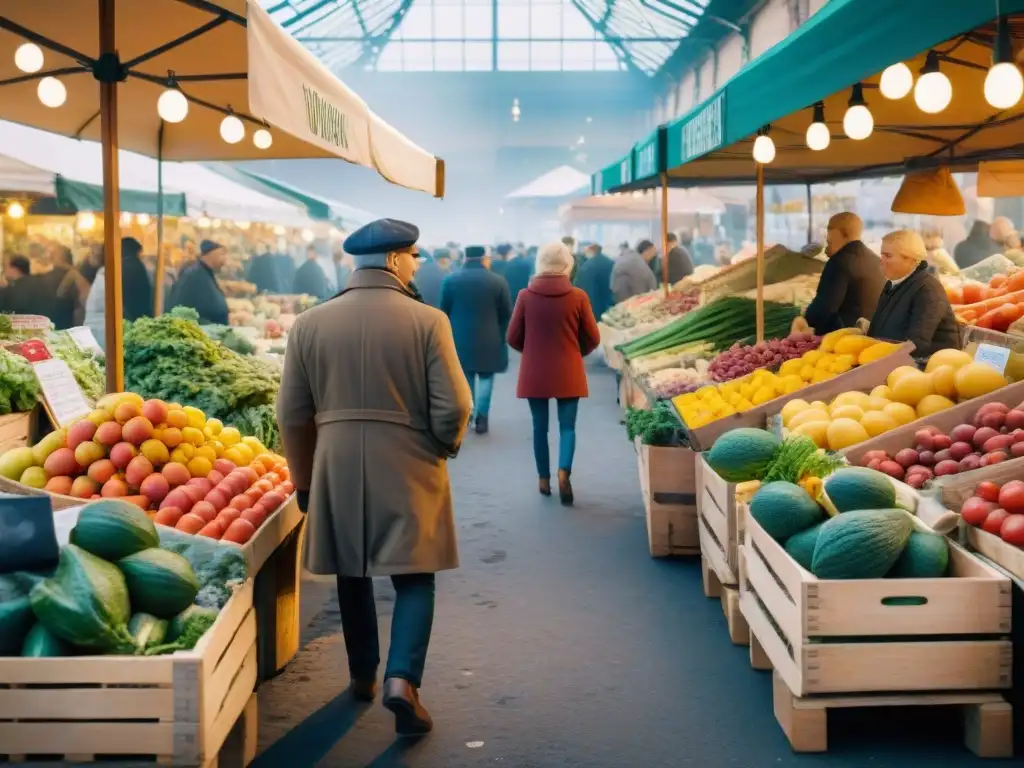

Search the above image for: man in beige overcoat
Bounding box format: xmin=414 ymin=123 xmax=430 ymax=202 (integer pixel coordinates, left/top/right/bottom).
xmin=277 ymin=218 xmax=472 ymax=736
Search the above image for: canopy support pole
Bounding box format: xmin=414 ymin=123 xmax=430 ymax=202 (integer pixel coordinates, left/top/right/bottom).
xmin=154 ymin=121 xmax=166 ymax=316
xmin=660 ymin=172 xmax=669 ymax=297
xmin=806 ymin=183 xmax=813 ymax=244
xmin=755 ymin=162 xmax=765 ymax=343
xmin=99 ymin=0 xmax=123 ymax=392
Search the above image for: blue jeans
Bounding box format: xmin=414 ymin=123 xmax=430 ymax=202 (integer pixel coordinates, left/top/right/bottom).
xmin=335 ymin=573 xmax=435 ymax=687
xmin=465 ymin=371 xmax=494 ymax=418
xmin=527 ymin=397 xmax=580 ymax=478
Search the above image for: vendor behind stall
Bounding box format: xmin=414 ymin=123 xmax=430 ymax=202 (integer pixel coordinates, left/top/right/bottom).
xmin=802 ymin=212 xmax=884 ymax=335
xmin=866 ymin=229 xmax=959 ymax=358
xmin=167 ymin=239 xmax=229 ymax=326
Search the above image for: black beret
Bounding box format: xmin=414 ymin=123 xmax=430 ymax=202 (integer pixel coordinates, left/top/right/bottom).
xmin=344 ymin=218 xmax=419 ymax=256
xmin=465 ymin=245 xmax=485 ymax=259
xmin=199 ymin=239 xmax=223 ymax=255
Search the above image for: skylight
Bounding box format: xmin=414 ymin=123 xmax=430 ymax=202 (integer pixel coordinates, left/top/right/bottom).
xmin=262 ymin=0 xmax=711 ymax=75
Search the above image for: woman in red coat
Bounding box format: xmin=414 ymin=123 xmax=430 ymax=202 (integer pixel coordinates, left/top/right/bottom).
xmin=507 ymin=241 xmax=601 ymax=505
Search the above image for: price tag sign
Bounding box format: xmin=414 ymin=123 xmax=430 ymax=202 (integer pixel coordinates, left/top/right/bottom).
xmin=8 ymin=315 xmax=51 ymax=332
xmin=31 ymin=359 xmax=92 ymax=427
xmin=974 ymin=343 xmax=1011 ymax=375
xmin=67 ymin=326 xmax=103 ymax=356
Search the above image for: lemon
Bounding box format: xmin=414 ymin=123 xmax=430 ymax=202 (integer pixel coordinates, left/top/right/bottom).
xmin=181 ymin=426 xmax=206 ymax=447
xmin=219 ymin=426 xmax=241 ymax=446
xmin=183 ymin=405 xmax=206 ymax=430
xmin=194 ymin=445 xmax=217 ymax=463
xmin=203 ymin=418 xmax=224 ymax=437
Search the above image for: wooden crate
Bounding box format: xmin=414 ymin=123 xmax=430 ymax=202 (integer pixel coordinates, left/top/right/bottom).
xmin=682 ymin=342 xmax=915 ymax=451
xmin=0 ymin=580 xmax=258 ymax=765
xmin=700 ymin=557 xmax=750 ymax=645
xmin=635 ymin=437 xmax=698 ymax=557
xmin=240 ymin=493 xmax=304 ymax=575
xmin=696 ymin=455 xmax=742 ymax=587
xmin=739 ymin=505 xmax=1012 ymax=697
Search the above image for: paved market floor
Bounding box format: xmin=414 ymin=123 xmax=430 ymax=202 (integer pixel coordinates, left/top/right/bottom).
xmin=252 ymin=360 xmax=1004 ymax=768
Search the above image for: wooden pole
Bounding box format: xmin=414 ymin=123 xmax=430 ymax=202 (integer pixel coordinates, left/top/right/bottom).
xmin=805 ymin=183 xmax=813 ymax=244
xmin=99 ymin=0 xmax=123 ymax=392
xmin=755 ymin=161 xmax=765 ymax=343
xmin=660 ymin=173 xmax=669 ymax=297
xmin=154 ymin=121 xmax=166 ymax=316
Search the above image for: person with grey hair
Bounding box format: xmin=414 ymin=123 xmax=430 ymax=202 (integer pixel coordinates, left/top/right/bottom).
xmin=292 ymin=239 xmax=332 ymax=299
xmin=278 ymin=218 xmax=472 ymax=736
xmin=611 ymin=239 xmax=658 ymax=303
xmin=866 ymin=229 xmax=958 ymax=358
xmin=507 ymin=241 xmax=600 ymax=504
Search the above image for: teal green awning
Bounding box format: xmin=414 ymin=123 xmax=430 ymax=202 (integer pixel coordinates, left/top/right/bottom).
xmin=633 ymin=126 xmax=667 ymax=183
xmin=54 ymin=174 xmax=187 ymax=216
xmin=209 ymin=164 xmax=376 ymax=230
xmin=592 ymin=153 xmax=633 ymax=196
xmin=598 ymin=0 xmax=1024 ymax=191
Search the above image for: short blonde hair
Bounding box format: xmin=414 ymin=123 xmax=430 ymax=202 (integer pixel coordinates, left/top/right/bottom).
xmin=882 ymin=229 xmax=927 ymax=262
xmin=536 ymin=241 xmax=574 ymax=277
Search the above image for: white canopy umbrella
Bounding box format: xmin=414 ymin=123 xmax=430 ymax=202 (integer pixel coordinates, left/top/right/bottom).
xmin=0 ymin=0 xmax=442 ymax=390
xmin=506 ymin=165 xmax=591 ymax=200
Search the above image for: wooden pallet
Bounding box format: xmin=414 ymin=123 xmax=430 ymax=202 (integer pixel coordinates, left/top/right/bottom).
xmin=700 ymin=557 xmax=749 ymax=645
xmin=635 ymin=438 xmax=699 ymax=558
xmin=738 ymin=507 xmax=1013 ymax=696
xmin=0 ymin=581 xmax=258 ymax=766
xmin=696 ymin=456 xmax=741 ymax=587
xmin=772 ymin=670 xmax=1013 ymax=757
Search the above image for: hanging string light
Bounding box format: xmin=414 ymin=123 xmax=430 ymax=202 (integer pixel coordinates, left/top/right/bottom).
xmin=843 ymin=83 xmax=874 ymax=140
xmin=752 ymin=125 xmax=776 ymax=164
xmin=37 ymin=76 xmax=66 ymax=108
xmin=136 ymin=213 xmax=151 ymax=226
xmin=511 ymin=98 xmax=521 ymax=123
xmin=219 ymin=110 xmax=245 ymax=144
xmin=879 ymin=62 xmax=913 ymax=99
xmin=805 ymin=102 xmax=830 ymax=151
xmin=914 ymin=51 xmax=953 ymax=113
xmin=14 ymin=43 xmax=43 ymax=73
xmin=157 ymin=88 xmax=188 ymax=123
xmin=253 ymin=127 xmax=273 ymax=149
xmin=6 ymin=202 xmax=25 ymax=219
xmin=985 ymin=15 xmax=1024 ymax=109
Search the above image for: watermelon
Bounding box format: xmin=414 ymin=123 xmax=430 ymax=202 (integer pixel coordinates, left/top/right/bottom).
xmin=705 ymin=428 xmax=780 ymax=482
xmin=811 ymin=509 xmax=913 ymax=579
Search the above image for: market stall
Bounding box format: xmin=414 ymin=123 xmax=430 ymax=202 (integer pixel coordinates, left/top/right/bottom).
xmin=593 ymin=0 xmax=1024 ymax=755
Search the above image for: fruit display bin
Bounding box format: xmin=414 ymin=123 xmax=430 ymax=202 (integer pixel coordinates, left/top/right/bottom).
xmin=696 ymin=455 xmax=743 ymax=587
xmin=634 ymin=437 xmax=698 ymax=558
xmin=739 ymin=503 xmax=1012 ymax=697
xmin=681 ymin=342 xmax=915 ymax=451
xmin=0 ymin=580 xmax=257 ymax=765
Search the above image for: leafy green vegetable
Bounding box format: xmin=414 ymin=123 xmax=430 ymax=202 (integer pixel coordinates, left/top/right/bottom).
xmin=233 ymin=403 xmax=281 ymax=452
xmin=626 ymin=402 xmax=687 ymax=447
xmin=201 ymin=325 xmax=256 ymax=356
xmin=157 ymin=527 xmax=248 ymax=610
xmin=143 ymin=606 xmax=218 ymax=655
xmin=762 ymin=435 xmax=844 ymax=484
xmin=0 ymin=347 xmax=41 ymax=414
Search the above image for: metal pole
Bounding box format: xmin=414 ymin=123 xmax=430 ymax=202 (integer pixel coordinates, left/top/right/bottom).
xmin=99 ymin=0 xmax=123 ymax=392
xmin=806 ymin=182 xmax=813 ymax=244
xmin=660 ymin=173 xmax=669 ymax=297
xmin=755 ymin=162 xmax=765 ymax=343
xmin=154 ymin=121 xmax=166 ymax=316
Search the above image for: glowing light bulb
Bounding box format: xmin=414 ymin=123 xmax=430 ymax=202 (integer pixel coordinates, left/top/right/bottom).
xmin=914 ymin=70 xmax=952 ymax=113
xmin=843 ymin=104 xmax=874 ymax=140
xmin=752 ymin=134 xmax=775 ymax=164
xmin=6 ymin=202 xmax=25 ymax=219
xmin=197 ymin=216 xmax=212 ymax=229
xmin=879 ymin=62 xmax=913 ymax=99
xmin=157 ymin=89 xmax=188 ymax=123
xmin=76 ymin=212 xmax=96 ymax=231
xmin=14 ymin=43 xmax=43 ymax=74
xmin=806 ymin=121 xmax=830 ymax=151
xmin=301 ymin=228 xmax=315 ymax=243
xmin=136 ymin=213 xmax=151 ymax=226
xmin=985 ymin=62 xmax=1024 ymax=110
xmin=120 ymin=212 xmax=134 ymax=227
xmin=219 ymin=114 xmax=244 ymax=144
xmin=211 ymin=218 xmax=222 ymax=229
xmin=273 ymin=225 xmax=287 ymax=236
xmin=37 ymin=77 xmax=66 ymax=108
xmin=237 ymin=221 xmax=251 ymax=230
xmin=253 ymin=128 xmax=273 ymax=149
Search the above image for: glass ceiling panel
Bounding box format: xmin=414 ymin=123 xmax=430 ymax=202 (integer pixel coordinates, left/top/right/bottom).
xmin=262 ymin=0 xmax=710 ymax=74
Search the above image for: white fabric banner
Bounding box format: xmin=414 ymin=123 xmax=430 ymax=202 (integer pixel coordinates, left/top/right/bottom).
xmin=246 ymin=1 xmax=441 ymax=197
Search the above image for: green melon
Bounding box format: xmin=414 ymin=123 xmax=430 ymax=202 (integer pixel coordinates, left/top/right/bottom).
xmin=70 ymin=499 xmax=159 ymax=561
xmin=822 ymin=467 xmax=896 ymax=514
xmin=784 ymin=521 xmax=825 ymax=571
xmin=749 ymin=482 xmax=825 ymax=542
xmin=117 ymin=549 xmax=200 ymax=619
xmin=21 ymin=623 xmax=72 ymax=657
xmin=811 ymin=508 xmax=913 ymax=579
xmin=887 ymin=531 xmax=949 ymax=578
xmin=705 ymin=428 xmax=780 ymax=482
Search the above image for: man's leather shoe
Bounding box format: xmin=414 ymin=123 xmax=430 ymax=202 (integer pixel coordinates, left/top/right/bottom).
xmin=475 ymin=415 xmax=489 ymax=434
xmin=382 ymin=678 xmax=433 ymax=736
xmin=351 ymin=678 xmax=377 ymax=702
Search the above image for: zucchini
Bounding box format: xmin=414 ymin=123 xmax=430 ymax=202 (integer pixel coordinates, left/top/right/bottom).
xmin=128 ymin=612 xmax=169 ymax=651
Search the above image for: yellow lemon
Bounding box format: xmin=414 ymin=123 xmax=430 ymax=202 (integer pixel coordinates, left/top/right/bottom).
xmin=203 ymin=418 xmax=224 ymax=438
xmin=799 ymin=365 xmax=815 ymax=382
xmin=780 ymin=375 xmax=804 ymax=394
xmin=886 ymin=365 xmax=922 ymax=390
xmin=789 ymin=409 xmax=831 ymax=430
xmin=181 ymin=426 xmax=206 ymax=447
xmin=194 ymin=445 xmax=217 ymax=463
xmin=232 ymin=442 xmax=254 ymax=465
xmin=183 ymin=405 xmax=206 ymax=430
xmin=170 ymin=444 xmax=195 ymax=464
xmin=207 ymin=440 xmax=225 ymax=458
xmin=831 ymin=404 xmax=864 ymax=422
xmin=883 ymin=402 xmax=918 ymax=426
xmin=781 ymin=399 xmax=810 ymax=427
xmin=860 ymin=410 xmax=899 ymax=437
xmin=864 ymin=396 xmax=891 ymax=412
xmin=871 ymin=384 xmax=893 ymax=399
xmin=793 ymin=420 xmax=830 ymax=448
xmin=826 ymin=418 xmax=869 ymax=451
xmin=219 ymin=426 xmax=241 ymax=446
xmin=187 ymin=456 xmax=213 ymax=478
xmin=751 ymin=386 xmax=775 ymax=405
xmin=242 ymin=436 xmax=267 ymax=455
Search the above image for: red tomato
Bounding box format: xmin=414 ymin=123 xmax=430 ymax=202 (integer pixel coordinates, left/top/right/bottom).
xmin=223 ymin=518 xmax=256 ymax=544
xmin=977 ymin=481 xmax=1002 ymax=503
xmin=1000 ymin=514 xmax=1024 ymax=546
xmin=961 ymin=496 xmax=997 ymax=527
xmin=998 ymin=480 xmax=1024 ymax=514
xmin=983 ymin=508 xmax=1011 ymax=536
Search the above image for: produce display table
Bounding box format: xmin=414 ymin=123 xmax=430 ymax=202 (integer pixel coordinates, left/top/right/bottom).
xmin=0 ymin=581 xmax=258 ymax=766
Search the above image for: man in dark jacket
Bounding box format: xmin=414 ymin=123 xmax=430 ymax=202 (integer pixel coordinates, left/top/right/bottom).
xmin=803 ymin=212 xmax=884 ymax=335
xmin=120 ymin=237 xmax=155 ymax=321
xmin=413 ymin=249 xmax=448 ymax=308
xmin=868 ymin=229 xmax=959 ymax=358
xmin=293 ymin=242 xmax=331 ymax=300
xmin=662 ymin=231 xmax=695 ymax=284
xmin=574 ymin=243 xmax=615 ymax=321
xmin=440 ymin=245 xmax=512 ymax=435
xmin=503 ymin=248 xmax=533 ymax=306
xmin=168 ymin=239 xmax=230 ymax=325
xmin=246 ymin=243 xmax=282 ymax=294
xmin=490 ymin=244 xmax=511 ymax=280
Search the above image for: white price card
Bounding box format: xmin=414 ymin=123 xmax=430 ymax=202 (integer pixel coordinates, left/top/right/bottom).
xmin=974 ymin=343 xmax=1011 ymax=375
xmin=32 ymin=359 xmax=92 ymax=427
xmin=66 ymin=326 xmax=103 ymax=356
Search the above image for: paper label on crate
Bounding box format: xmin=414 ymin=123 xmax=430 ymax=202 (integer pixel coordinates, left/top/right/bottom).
xmin=8 ymin=314 xmax=51 ymax=331
xmin=32 ymin=358 xmax=92 ymax=426
xmin=66 ymin=326 xmax=104 ymax=356
xmin=974 ymin=343 xmax=1010 ymax=375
